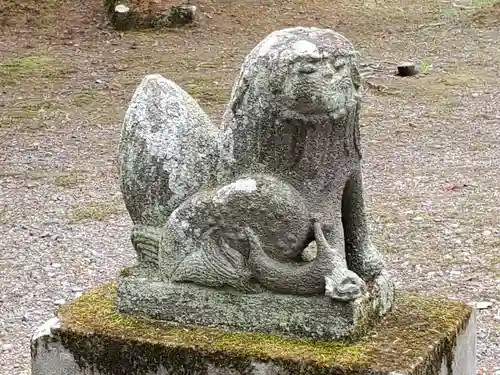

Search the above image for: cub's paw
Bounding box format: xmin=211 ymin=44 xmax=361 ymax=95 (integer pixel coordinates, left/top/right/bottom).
xmin=131 ymin=225 xmax=162 ymax=264
xmin=348 ymin=243 xmax=384 ymax=282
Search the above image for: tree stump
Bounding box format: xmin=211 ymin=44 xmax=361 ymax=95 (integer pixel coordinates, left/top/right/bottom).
xmin=111 ymin=4 xmax=136 ymax=31
xmin=397 ymin=62 xmax=418 ymax=77
xmin=155 ymin=5 xmax=197 ymax=28
xmin=105 ymin=1 xmax=197 ymax=31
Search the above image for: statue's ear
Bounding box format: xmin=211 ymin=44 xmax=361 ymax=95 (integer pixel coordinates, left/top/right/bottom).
xmin=351 ymin=59 xmax=361 ymax=92
xmin=230 ymin=77 xmax=249 ymax=116
xmin=354 ymin=102 xmax=362 ymax=160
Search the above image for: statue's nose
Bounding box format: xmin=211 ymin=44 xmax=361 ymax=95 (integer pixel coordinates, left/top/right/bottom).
xmin=323 ymin=62 xmax=335 ymax=79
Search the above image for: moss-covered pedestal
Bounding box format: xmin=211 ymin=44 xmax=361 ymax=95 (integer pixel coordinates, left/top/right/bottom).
xmin=116 ymin=266 xmax=394 ymax=342
xmin=31 ymin=283 xmax=476 ymax=375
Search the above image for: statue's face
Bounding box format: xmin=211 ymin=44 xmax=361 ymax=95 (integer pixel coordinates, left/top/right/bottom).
xmin=278 ymin=41 xmax=360 ymax=117
xmin=269 ymin=227 xmax=313 ymax=261
xmin=219 ymin=221 xmax=310 ymax=261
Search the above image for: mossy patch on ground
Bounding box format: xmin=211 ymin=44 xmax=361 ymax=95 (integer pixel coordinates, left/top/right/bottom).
xmin=119 ymin=267 xmax=134 ymax=277
xmin=184 ymin=75 xmax=229 ymax=105
xmin=0 ymin=55 xmax=72 ymax=86
xmin=71 ymin=89 xmax=102 ymax=108
xmin=5 ymin=99 xmax=59 ymax=119
xmin=57 ymin=283 xmax=472 ymax=373
xmin=54 ymin=171 xmax=87 ymax=188
xmin=70 ymin=202 xmax=124 ymax=222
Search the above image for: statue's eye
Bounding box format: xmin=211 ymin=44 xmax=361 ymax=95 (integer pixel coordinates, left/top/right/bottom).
xmin=334 ymin=60 xmax=346 ymax=70
xmin=298 ymin=65 xmax=317 ymax=74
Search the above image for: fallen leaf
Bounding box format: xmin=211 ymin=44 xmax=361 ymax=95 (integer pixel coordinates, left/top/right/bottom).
xmin=469 ymin=301 xmax=493 ymax=310
xmin=443 ymin=184 xmax=470 ymax=191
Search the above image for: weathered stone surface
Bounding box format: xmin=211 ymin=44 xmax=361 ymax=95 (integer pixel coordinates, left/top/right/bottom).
xmin=119 ymin=74 xmax=220 ymax=228
xmin=31 ymin=284 xmax=477 ymax=375
xmin=117 ymin=26 xmax=394 ymax=339
xmin=117 ymin=267 xmax=394 ymax=341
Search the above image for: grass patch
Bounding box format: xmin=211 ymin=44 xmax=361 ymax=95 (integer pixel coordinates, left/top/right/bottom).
xmin=71 ymin=202 xmax=123 ymax=222
xmin=0 ymin=208 xmax=11 ymax=225
xmin=0 ymin=55 xmax=73 ymax=86
xmin=72 ymin=89 xmax=101 ymax=107
xmin=184 ymin=75 xmax=229 ymax=105
xmin=420 ymin=59 xmax=432 ymax=75
xmin=6 ymin=98 xmax=59 ymax=119
xmin=54 ymin=172 xmax=86 ymax=188
xmin=119 ymin=268 xmax=134 ymax=277
xmin=0 ymin=56 xmax=52 ymax=82
xmin=441 ymin=0 xmax=500 ymax=21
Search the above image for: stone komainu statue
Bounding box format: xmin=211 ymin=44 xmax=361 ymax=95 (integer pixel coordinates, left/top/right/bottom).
xmin=119 ymin=27 xmax=385 ymax=302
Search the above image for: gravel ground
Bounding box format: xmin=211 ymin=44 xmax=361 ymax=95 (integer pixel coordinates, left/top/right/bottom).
xmin=1 ymin=0 xmax=499 ymax=373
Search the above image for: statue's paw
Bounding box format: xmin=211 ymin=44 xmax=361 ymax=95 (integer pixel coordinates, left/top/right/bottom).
xmin=325 ymin=270 xmax=366 ymax=302
xmin=132 ymin=225 xmax=162 ymax=246
xmin=349 ymin=244 xmax=384 ymax=282
xmin=131 ymin=225 xmax=162 ymax=264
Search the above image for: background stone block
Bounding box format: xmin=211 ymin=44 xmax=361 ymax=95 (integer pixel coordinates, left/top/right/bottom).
xmin=104 ymin=0 xmax=196 ymax=31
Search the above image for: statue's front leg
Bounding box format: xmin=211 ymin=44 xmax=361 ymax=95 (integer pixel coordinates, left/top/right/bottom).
xmin=341 ymin=170 xmax=384 ymax=281
xmin=312 ymin=220 xmax=366 ymax=302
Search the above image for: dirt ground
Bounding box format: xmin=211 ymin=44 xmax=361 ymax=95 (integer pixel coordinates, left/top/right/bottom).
xmin=0 ymin=0 xmax=499 ymax=373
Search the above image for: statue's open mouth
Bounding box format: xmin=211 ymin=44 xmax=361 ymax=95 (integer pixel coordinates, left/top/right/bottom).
xmin=290 ymin=86 xmax=359 ymax=117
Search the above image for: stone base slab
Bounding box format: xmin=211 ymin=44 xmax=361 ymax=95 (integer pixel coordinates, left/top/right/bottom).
xmin=116 ymin=266 xmax=395 ymax=341
xmin=31 ymin=283 xmax=476 ymax=375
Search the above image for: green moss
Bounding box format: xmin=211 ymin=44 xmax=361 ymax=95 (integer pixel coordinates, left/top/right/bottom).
xmin=119 ymin=268 xmax=133 ymax=277
xmin=56 ymin=283 xmax=472 ymax=374
xmin=184 ymin=76 xmax=229 ymax=105
xmin=0 ymin=55 xmax=72 ymax=86
xmin=71 ymin=202 xmax=123 ymax=222
xmin=54 ymin=172 xmax=85 ymax=188
xmin=58 ymin=284 xmax=364 ymax=368
xmin=6 ymin=99 xmax=58 ymax=119
xmin=72 ymin=89 xmax=101 ymax=107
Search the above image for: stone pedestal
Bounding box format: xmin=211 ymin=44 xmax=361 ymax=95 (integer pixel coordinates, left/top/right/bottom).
xmin=31 ymin=283 xmax=476 ymax=375
xmin=116 ymin=266 xmax=395 ymax=342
